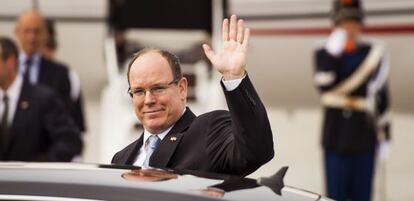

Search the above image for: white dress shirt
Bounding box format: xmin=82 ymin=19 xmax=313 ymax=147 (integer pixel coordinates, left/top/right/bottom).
xmin=0 ymin=75 xmax=23 ymax=126
xmin=19 ymin=52 xmax=41 ymax=84
xmin=133 ymin=125 xmax=173 ymax=166
xmin=133 ymin=76 xmax=245 ymax=166
xmin=221 ymin=74 xmax=246 ymax=91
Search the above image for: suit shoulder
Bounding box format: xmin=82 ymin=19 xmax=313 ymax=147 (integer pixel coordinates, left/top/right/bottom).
xmin=29 ymin=84 xmax=61 ymax=103
xmin=118 ymin=140 xmax=138 ymax=153
xmin=197 ymin=110 xmax=229 ymax=119
xmin=193 ymin=110 xmax=230 ymax=125
xmin=20 ymin=84 xmax=63 ymax=112
xmin=41 ymin=57 xmax=70 ymax=73
xmin=31 ymin=84 xmax=57 ymax=97
xmin=112 ymin=139 xmax=140 ymax=164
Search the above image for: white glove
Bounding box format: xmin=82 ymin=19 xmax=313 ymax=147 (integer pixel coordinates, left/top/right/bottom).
xmin=378 ymin=141 xmax=391 ymax=161
xmin=325 ymin=28 xmax=347 ymax=57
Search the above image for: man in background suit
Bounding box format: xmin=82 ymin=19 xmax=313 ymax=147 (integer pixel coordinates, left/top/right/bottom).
xmin=112 ymin=15 xmax=274 ymax=176
xmin=0 ymin=37 xmax=82 ymax=161
xmin=14 ymin=10 xmax=86 ymax=132
xmin=41 ymin=18 xmax=86 ymax=135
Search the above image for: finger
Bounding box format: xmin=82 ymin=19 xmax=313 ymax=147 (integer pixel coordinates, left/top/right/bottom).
xmin=202 ymin=44 xmax=215 ymax=61
xmin=237 ymin=19 xmax=244 ymax=43
xmin=222 ymin=18 xmax=229 ymax=41
xmin=229 ymin=15 xmax=237 ymax=41
xmin=242 ymin=28 xmax=250 ymax=49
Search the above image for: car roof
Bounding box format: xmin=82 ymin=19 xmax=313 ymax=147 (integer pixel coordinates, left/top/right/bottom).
xmin=0 ymin=162 xmax=332 ymax=201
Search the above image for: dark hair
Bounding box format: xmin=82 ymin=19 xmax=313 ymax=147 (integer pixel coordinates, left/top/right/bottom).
xmin=45 ymin=19 xmax=58 ymax=50
xmin=0 ymin=37 xmax=19 ymax=60
xmin=126 ymin=48 xmax=182 ymax=86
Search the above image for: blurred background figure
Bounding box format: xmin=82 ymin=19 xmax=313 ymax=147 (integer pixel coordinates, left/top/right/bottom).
xmin=41 ymin=18 xmax=86 ymax=135
xmin=14 ymin=10 xmax=86 ymax=134
xmin=0 ymin=37 xmax=82 ymax=161
xmin=41 ymin=19 xmax=58 ymax=60
xmin=313 ymin=0 xmax=390 ymax=200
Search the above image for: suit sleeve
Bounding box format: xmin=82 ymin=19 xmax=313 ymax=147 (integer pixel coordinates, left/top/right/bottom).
xmin=36 ymin=91 xmax=83 ymax=161
xmin=56 ymin=62 xmax=86 ymax=132
xmin=68 ymin=69 xmax=86 ymax=132
xmin=206 ymin=75 xmax=274 ymax=176
xmin=56 ymin=64 xmax=73 ymax=109
xmin=71 ymin=92 xmax=86 ymax=132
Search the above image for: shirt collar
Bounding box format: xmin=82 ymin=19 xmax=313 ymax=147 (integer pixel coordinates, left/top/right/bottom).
xmin=143 ymin=125 xmax=173 ymax=144
xmin=19 ymin=52 xmax=41 ymax=70
xmin=19 ymin=52 xmax=41 ymax=63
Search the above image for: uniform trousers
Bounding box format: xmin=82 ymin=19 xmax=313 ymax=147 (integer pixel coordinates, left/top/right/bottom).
xmin=324 ymin=150 xmax=375 ymax=201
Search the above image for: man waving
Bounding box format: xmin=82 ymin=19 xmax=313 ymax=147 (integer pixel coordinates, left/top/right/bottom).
xmin=112 ymin=15 xmax=274 ymax=176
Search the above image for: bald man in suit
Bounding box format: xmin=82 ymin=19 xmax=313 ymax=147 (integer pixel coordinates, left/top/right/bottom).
xmin=15 ymin=10 xmax=86 ymax=132
xmin=112 ymin=15 xmax=274 ymax=176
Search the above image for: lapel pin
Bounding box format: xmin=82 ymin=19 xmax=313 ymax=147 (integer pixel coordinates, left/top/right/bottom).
xmin=170 ymin=137 xmax=177 ymax=141
xmin=21 ymin=101 xmax=29 ymax=109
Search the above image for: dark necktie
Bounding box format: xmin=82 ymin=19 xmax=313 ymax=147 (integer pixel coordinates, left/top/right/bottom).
xmin=0 ymin=95 xmax=10 ymax=150
xmin=24 ymin=57 xmax=32 ymax=83
xmin=143 ymin=135 xmax=161 ymax=167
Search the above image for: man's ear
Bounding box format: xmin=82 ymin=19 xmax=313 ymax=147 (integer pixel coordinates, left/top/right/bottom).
xmin=178 ymin=77 xmax=188 ymax=100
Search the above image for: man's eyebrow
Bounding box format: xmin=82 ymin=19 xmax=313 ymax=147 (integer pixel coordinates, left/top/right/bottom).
xmin=133 ymin=81 xmax=170 ymax=88
xmin=130 ymin=88 xmax=144 ymax=92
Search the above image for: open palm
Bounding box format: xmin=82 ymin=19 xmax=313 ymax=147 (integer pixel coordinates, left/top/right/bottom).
xmin=203 ymin=15 xmax=250 ymax=80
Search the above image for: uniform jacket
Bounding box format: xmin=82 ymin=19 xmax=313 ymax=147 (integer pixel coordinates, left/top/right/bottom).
xmin=314 ymin=42 xmax=391 ymax=154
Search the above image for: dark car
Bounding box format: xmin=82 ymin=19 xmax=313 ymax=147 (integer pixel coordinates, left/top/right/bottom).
xmin=0 ymin=162 xmax=332 ymax=201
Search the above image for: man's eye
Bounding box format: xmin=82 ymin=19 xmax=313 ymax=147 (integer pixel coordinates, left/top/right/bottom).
xmin=133 ymin=89 xmax=145 ymax=95
xmin=152 ymin=86 xmax=166 ymax=93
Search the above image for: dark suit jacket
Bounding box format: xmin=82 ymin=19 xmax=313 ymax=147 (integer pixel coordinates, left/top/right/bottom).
xmin=112 ymin=75 xmax=274 ymax=176
xmin=314 ymin=43 xmax=390 ymax=155
xmin=38 ymin=57 xmax=86 ymax=132
xmin=0 ymin=81 xmax=83 ymax=161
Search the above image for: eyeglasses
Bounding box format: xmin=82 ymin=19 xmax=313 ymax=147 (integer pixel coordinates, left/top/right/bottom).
xmin=128 ymin=79 xmax=180 ymax=98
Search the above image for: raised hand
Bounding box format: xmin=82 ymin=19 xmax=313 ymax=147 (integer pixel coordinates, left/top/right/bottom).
xmin=203 ymin=15 xmax=250 ymax=80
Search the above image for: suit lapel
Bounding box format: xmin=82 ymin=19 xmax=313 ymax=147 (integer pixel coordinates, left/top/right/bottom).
xmin=123 ymin=134 xmax=144 ymax=165
xmin=38 ymin=57 xmax=48 ymax=84
xmin=150 ymin=108 xmax=196 ymax=168
xmin=5 ymin=81 xmax=32 ymax=154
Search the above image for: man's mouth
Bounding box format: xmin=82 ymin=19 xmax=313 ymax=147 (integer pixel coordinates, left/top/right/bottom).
xmin=144 ymin=109 xmax=163 ymax=114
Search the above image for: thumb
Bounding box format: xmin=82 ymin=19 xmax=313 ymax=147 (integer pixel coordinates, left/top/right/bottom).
xmin=202 ymin=44 xmax=215 ymax=62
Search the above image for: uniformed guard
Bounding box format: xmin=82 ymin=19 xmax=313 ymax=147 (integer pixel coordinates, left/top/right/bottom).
xmin=313 ymin=0 xmax=391 ymax=200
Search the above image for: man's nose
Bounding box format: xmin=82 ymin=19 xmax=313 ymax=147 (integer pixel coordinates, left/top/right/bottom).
xmin=143 ymin=91 xmax=156 ymax=105
xmin=28 ymin=30 xmax=37 ymax=40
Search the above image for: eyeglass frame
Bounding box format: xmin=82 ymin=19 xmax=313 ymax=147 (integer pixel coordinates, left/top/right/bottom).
xmin=127 ymin=78 xmax=181 ymax=98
